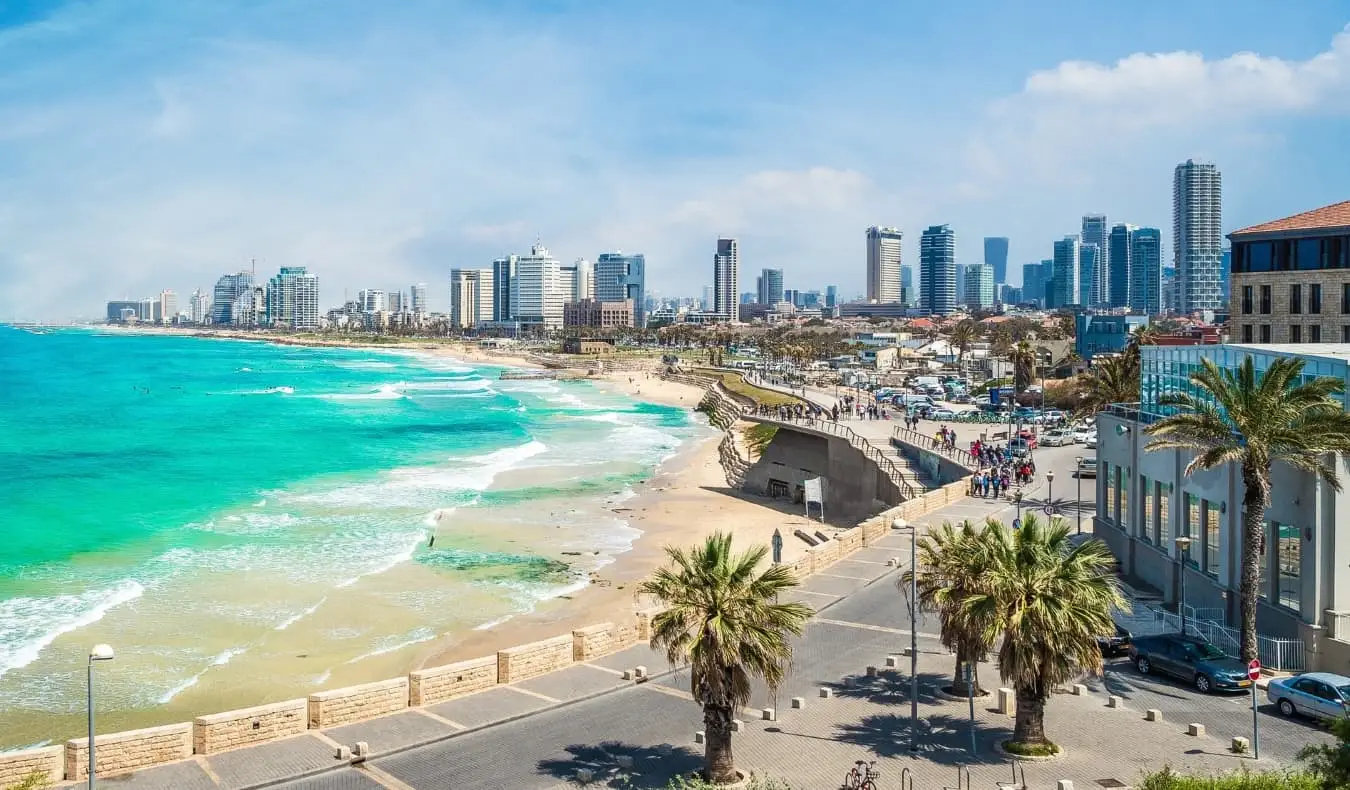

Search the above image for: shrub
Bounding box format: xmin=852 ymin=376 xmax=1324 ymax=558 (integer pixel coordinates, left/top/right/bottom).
xmin=663 ymin=774 xmax=800 ymax=790
xmin=7 ymin=772 xmax=51 ymax=790
xmin=1139 ymin=766 xmax=1319 ymax=790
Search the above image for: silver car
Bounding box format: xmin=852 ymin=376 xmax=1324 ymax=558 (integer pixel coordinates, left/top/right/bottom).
xmin=1267 ymin=671 xmax=1350 ymax=720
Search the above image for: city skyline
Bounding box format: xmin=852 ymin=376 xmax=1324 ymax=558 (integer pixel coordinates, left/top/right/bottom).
xmin=2 ymin=5 xmax=1349 ymax=319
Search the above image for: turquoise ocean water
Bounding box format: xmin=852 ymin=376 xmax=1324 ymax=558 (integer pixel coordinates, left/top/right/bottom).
xmin=0 ymin=327 xmax=703 ymax=746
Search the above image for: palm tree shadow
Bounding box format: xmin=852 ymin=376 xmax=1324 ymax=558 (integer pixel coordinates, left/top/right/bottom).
xmin=535 ymin=741 xmax=703 ymax=788
xmin=833 ymin=712 xmax=1009 ymax=766
xmin=825 ymin=669 xmax=950 ymax=706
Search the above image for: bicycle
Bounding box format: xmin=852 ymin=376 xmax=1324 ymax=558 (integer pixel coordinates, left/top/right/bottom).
xmin=843 ymin=759 xmax=881 ymax=790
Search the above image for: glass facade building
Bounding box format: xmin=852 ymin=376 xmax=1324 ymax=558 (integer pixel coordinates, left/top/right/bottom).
xmin=1138 ymin=344 xmax=1350 ymax=419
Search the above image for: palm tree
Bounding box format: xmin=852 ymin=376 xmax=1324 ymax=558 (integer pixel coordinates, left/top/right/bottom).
xmin=1075 ymin=353 xmax=1139 ymax=416
xmin=1144 ymin=355 xmax=1350 ymax=662
xmin=902 ymin=520 xmax=999 ymax=697
xmin=949 ymin=320 xmax=980 ymax=370
xmin=1011 ymin=340 xmax=1037 ymax=393
xmin=638 ymin=533 xmax=813 ymax=784
xmin=966 ymin=515 xmax=1125 ymax=753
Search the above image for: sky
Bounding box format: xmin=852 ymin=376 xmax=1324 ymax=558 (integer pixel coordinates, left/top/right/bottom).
xmin=1 ymin=1 xmax=1348 ymax=320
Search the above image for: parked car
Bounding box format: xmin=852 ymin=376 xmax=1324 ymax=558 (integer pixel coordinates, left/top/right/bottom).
xmin=1077 ymin=457 xmax=1098 ymax=477
xmin=1008 ymin=437 xmax=1032 ymax=458
xmin=1128 ymin=634 xmax=1252 ymax=693
xmin=1097 ymin=624 xmax=1133 ymax=657
xmin=1085 ymin=432 xmax=1099 ymax=449
xmin=1267 ymin=672 xmax=1350 ymax=721
xmin=930 ymin=408 xmax=958 ymax=421
xmin=1041 ymin=429 xmax=1073 ymax=447
xmin=1016 ymin=429 xmax=1038 ymax=449
xmin=1072 ymin=426 xmax=1092 ymax=443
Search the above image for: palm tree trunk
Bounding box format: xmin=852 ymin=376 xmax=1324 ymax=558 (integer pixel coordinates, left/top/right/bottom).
xmin=951 ymin=645 xmax=983 ymax=696
xmin=703 ymin=701 xmax=738 ymax=784
xmin=1011 ymin=683 xmax=1048 ymax=745
xmin=1239 ymin=466 xmax=1271 ymax=664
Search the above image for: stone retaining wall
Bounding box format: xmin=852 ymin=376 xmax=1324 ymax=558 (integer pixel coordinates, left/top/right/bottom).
xmin=307 ymin=677 xmax=409 ymax=729
xmin=193 ymin=698 xmax=307 ymax=755
xmin=573 ymin=622 xmax=637 ymax=661
xmin=497 ymin=635 xmax=574 ymax=684
xmin=65 ymin=722 xmax=192 ymax=781
xmin=409 ymin=655 xmax=498 ymax=707
xmin=0 ymin=745 xmax=62 ymax=788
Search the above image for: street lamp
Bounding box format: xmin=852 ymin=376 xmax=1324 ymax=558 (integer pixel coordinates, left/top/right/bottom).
xmin=88 ymin=644 xmax=115 ymax=789
xmin=1046 ymin=469 xmax=1056 ymax=520
xmin=1075 ymin=456 xmax=1084 ymax=535
xmin=892 ymin=518 xmax=919 ymax=757
xmin=1175 ymin=536 xmax=1193 ymax=636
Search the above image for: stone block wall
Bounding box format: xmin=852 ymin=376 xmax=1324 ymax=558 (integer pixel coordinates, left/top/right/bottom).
xmin=0 ymin=745 xmax=62 ymax=788
xmin=573 ymin=622 xmax=637 ymax=661
xmin=497 ymin=635 xmax=574 ymax=684
xmin=306 ymin=677 xmax=409 ymax=729
xmin=835 ymin=528 xmax=864 ymax=554
xmin=64 ymin=722 xmax=192 ymax=781
xmin=193 ymin=698 xmax=307 ymax=755
xmin=409 ymin=655 xmax=498 ymax=706
xmin=808 ymin=539 xmax=841 ymax=569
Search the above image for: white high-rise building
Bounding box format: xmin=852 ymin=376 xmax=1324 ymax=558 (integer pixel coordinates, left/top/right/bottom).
xmin=189 ymin=289 xmax=211 ymax=324
xmin=511 ymin=243 xmax=564 ymax=330
xmin=265 ymin=267 xmax=319 ymax=329
xmin=1052 ymin=236 xmax=1082 ymax=308
xmin=449 ymin=269 xmax=494 ymax=329
xmin=1173 ymin=159 xmax=1223 ymax=314
xmin=158 ymin=290 xmax=178 ymax=325
xmin=358 ymin=289 xmax=388 ymax=313
xmin=562 ymin=258 xmax=594 ymax=302
xmin=1081 ymin=214 xmax=1109 ymax=306
xmin=865 ymin=226 xmax=903 ymax=303
xmin=963 ymin=263 xmax=995 ymax=310
xmin=713 ymin=238 xmax=739 ymax=321
xmin=411 ymin=283 xmax=428 ymax=315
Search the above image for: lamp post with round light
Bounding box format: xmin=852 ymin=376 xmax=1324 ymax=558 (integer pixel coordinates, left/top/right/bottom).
xmin=1046 ymin=469 xmax=1056 ymax=520
xmin=1075 ymin=456 xmax=1084 ymax=535
xmin=1175 ymin=536 xmax=1193 ymax=636
xmin=88 ymin=644 xmax=115 ymax=789
xmin=892 ymin=518 xmax=919 ymax=757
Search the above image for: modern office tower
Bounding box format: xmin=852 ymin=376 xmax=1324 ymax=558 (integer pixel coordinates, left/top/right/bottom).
xmin=511 ymin=243 xmax=565 ymax=330
xmin=1173 ymin=159 xmax=1224 ymax=313
xmin=595 ymin=252 xmax=646 ymax=326
xmin=701 ymin=285 xmax=715 ymax=312
xmin=189 ymin=289 xmax=210 ymax=324
xmin=358 ymin=289 xmax=387 ymax=313
xmin=1051 ymin=236 xmax=1082 ymax=309
xmin=802 ymin=290 xmax=822 ymax=308
xmin=1040 ymin=260 xmax=1054 ymax=305
xmin=449 ymin=268 xmax=494 ymax=329
xmin=1079 ymin=244 xmax=1099 ymax=307
xmin=954 ymin=263 xmax=968 ymax=305
xmin=410 ymin=283 xmax=428 ymax=315
xmin=157 ymin=290 xmax=177 ymax=324
xmin=561 ymin=258 xmax=594 ymax=302
xmin=1000 ymin=284 xmax=1023 ymax=305
xmin=919 ymin=225 xmax=957 ymax=315
xmin=825 ymin=285 xmax=838 ymax=308
xmin=757 ymin=268 xmax=784 ymax=305
xmin=1081 ymin=214 xmax=1109 ymax=305
xmin=105 ymin=300 xmax=139 ymax=322
xmin=137 ymin=297 xmax=159 ymax=322
xmin=232 ymin=285 xmax=265 ymax=326
xmin=1022 ymin=263 xmax=1044 ymax=308
xmin=1107 ymin=223 xmax=1137 ymax=308
xmin=901 ymin=265 xmax=915 ymax=305
xmin=964 ymin=263 xmax=995 ymax=310
xmin=713 ymin=238 xmax=739 ymax=321
xmin=388 ymin=291 xmax=406 ymax=314
xmin=783 ymin=288 xmax=801 ymax=307
xmin=983 ymin=237 xmax=1010 ymax=285
xmin=264 ymin=267 xmax=319 ymax=329
xmin=740 ymin=292 xmax=755 ymax=304
xmin=1129 ymin=227 xmax=1163 ymax=316
xmin=210 ymin=272 xmax=254 ymax=325
xmin=865 ymin=226 xmax=904 ymax=302
xmin=492 ymin=256 xmax=516 ymax=321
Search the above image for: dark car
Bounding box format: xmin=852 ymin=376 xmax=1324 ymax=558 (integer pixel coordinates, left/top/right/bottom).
xmin=1128 ymin=633 xmax=1252 ymax=693
xmin=1097 ymin=624 xmax=1132 ymax=657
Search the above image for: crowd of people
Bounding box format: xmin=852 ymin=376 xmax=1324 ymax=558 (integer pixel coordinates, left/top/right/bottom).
xmin=966 ymin=437 xmax=1037 ymax=498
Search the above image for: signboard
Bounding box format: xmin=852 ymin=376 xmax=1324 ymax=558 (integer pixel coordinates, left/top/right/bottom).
xmin=1247 ymin=659 xmax=1261 ymax=681
xmin=804 ymin=477 xmax=825 ymax=523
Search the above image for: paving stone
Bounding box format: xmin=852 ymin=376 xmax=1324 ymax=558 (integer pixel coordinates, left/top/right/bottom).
xmin=55 ymin=759 xmax=217 ymax=790
xmin=514 ymin=664 xmax=629 ymax=701
xmin=325 ymin=710 xmax=458 ymax=755
xmin=207 ymin=733 xmax=338 ymax=789
xmin=798 ymin=573 xmax=871 ymax=598
xmin=582 ymin=642 xmax=670 ymax=675
xmin=268 ymin=767 xmax=386 ymax=789
xmin=427 ymin=686 xmax=549 ymax=729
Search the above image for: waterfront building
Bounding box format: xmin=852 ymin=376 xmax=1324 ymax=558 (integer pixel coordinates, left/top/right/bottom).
xmin=1022 ymin=262 xmax=1044 ymax=309
xmin=358 ymin=289 xmax=387 ymax=313
xmin=983 ymin=236 xmax=1009 ymax=286
xmin=1130 ymin=228 xmax=1164 ymax=316
xmin=563 ymin=298 xmax=635 ymax=328
xmin=265 ymin=267 xmax=320 ymax=330
xmin=1174 ymin=159 xmax=1225 ymax=314
xmin=1229 ymin=200 xmax=1350 ymax=345
xmin=449 ymin=268 xmax=494 ymax=329
xmin=492 ymin=256 xmax=516 ymax=322
xmin=919 ymin=224 xmax=957 ymax=315
xmin=157 ymin=290 xmax=178 ymax=324
xmin=757 ymin=268 xmax=784 ymax=306
xmin=211 ymin=272 xmax=254 ymax=325
xmin=231 ymin=285 xmax=265 ymax=326
xmin=561 ymin=258 xmax=594 ymax=303
xmin=105 ymin=300 xmax=139 ymax=322
xmin=964 ymin=263 xmax=995 ymax=310
xmin=595 ymin=253 xmax=646 ymax=326
xmin=189 ymin=289 xmax=211 ymax=324
xmin=713 ymin=238 xmax=739 ymax=321
xmin=1051 ymin=236 xmax=1081 ymax=309
xmin=1082 ymin=214 xmax=1109 ymax=306
xmin=865 ymin=226 xmax=903 ymax=303
xmin=411 ymin=283 xmax=428 ymax=315
xmin=1095 ymin=343 xmax=1350 ymax=668
xmin=510 ymin=244 xmax=565 ymax=331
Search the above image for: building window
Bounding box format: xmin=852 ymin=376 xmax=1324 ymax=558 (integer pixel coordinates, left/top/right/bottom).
xmin=1184 ymin=494 xmax=1200 ymax=568
xmin=1120 ymin=468 xmax=1130 ymax=531
xmin=1103 ymin=462 xmax=1115 ymax=522
xmin=1260 ymin=285 xmax=1271 ymax=314
xmin=1344 ymin=326 xmax=1350 ymax=343
xmin=1241 ymin=286 xmax=1253 ymax=314
xmin=1241 ymin=324 xmax=1253 ymax=343
xmin=1157 ymin=482 xmax=1171 ymax=546
xmin=1257 ymin=521 xmax=1270 ymax=600
xmin=1291 ymin=325 xmax=1302 ymax=343
xmin=1310 ymin=283 xmax=1322 ymax=314
xmin=1203 ymin=500 xmax=1222 ymax=577
xmin=1260 ymin=324 xmax=1271 ymax=343
xmin=1312 ymin=325 xmax=1322 ymax=343
xmin=1140 ymin=476 xmax=1154 ymax=542
xmin=1298 ymin=238 xmax=1323 ymax=270
xmin=1248 ymin=241 xmax=1272 ymax=272
xmin=1343 ymin=283 xmax=1350 ymax=313
xmin=1290 ymin=284 xmax=1302 ymax=314
xmin=1276 ymin=521 xmax=1300 ymax=610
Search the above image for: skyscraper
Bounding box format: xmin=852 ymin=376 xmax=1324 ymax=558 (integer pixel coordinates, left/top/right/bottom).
xmin=1081 ymin=214 xmax=1109 ymax=306
xmin=713 ymin=238 xmax=739 ymax=321
xmin=901 ymin=266 xmax=915 ymax=305
xmin=825 ymin=285 xmax=838 ymax=309
xmin=491 ymin=256 xmax=516 ymax=321
xmin=358 ymin=289 xmax=387 ymax=313
xmin=1051 ymin=236 xmax=1081 ymax=309
xmin=211 ymin=272 xmax=254 ymax=325
xmin=449 ymin=268 xmax=493 ymax=328
xmin=158 ymin=290 xmax=178 ymax=324
xmin=1129 ymin=228 xmax=1163 ymax=316
xmin=511 ymin=243 xmax=565 ymax=330
xmin=865 ymin=226 xmax=903 ymax=302
xmin=265 ymin=266 xmax=319 ymax=329
xmin=983 ymin=237 xmax=1009 ymax=285
xmin=964 ymin=263 xmax=995 ymax=310
xmin=188 ymin=289 xmax=210 ymax=324
xmin=411 ymin=283 xmax=428 ymax=315
xmin=1173 ymin=159 xmax=1224 ymax=313
xmin=954 ymin=263 xmax=968 ymax=305
xmin=1079 ymin=244 xmax=1099 ymax=307
xmin=757 ymin=268 xmax=784 ymax=305
xmin=1040 ymin=260 xmax=1054 ymax=306
xmin=560 ymin=258 xmax=594 ymax=302
xmin=1021 ymin=262 xmax=1044 ymax=308
xmin=919 ymin=225 xmax=957 ymax=315
xmin=595 ymin=253 xmax=646 ymax=326
xmin=1107 ymin=224 xmax=1137 ymax=308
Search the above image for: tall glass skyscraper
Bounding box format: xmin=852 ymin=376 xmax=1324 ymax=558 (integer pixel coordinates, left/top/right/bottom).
xmin=1173 ymin=159 xmax=1224 ymax=313
xmin=1081 ymin=214 xmax=1109 ymax=306
xmin=1130 ymin=228 xmax=1163 ymax=316
xmin=1051 ymin=236 xmax=1081 ymax=309
xmin=1021 ymin=262 xmax=1044 ymax=308
xmin=211 ymin=272 xmax=254 ymax=325
xmin=595 ymin=252 xmax=646 ymax=326
xmin=964 ymin=263 xmax=995 ymax=310
xmin=983 ymin=237 xmax=1009 ymax=285
xmin=901 ymin=266 xmax=915 ymax=305
xmin=1079 ymin=244 xmax=1099 ymax=307
xmin=713 ymin=238 xmax=739 ymax=321
xmin=756 ymin=268 xmax=784 ymax=305
xmin=919 ymin=225 xmax=957 ymax=315
xmin=1107 ymin=223 xmax=1137 ymax=309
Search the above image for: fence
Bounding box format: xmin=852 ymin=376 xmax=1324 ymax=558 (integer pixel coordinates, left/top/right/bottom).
xmin=891 ymin=425 xmax=978 ymax=469
xmin=1130 ymin=604 xmax=1304 ymax=671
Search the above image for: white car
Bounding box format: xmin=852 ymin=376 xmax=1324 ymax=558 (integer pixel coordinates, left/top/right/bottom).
xmin=1085 ymin=432 xmax=1099 ymax=449
xmin=930 ymin=408 xmax=958 ymax=421
xmin=1072 ymin=427 xmax=1092 ymax=444
xmin=1041 ymin=429 xmax=1073 ymax=447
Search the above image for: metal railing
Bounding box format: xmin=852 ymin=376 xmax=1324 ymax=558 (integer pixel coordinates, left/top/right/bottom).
xmin=891 ymin=425 xmax=978 ymax=469
xmin=1140 ymin=605 xmax=1305 ymax=671
xmin=788 ymin=416 xmax=921 ymax=501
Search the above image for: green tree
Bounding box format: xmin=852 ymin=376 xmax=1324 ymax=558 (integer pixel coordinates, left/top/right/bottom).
xmin=1075 ymin=353 xmax=1139 ymax=416
xmin=638 ymin=533 xmax=813 ymax=784
xmin=1145 ymin=355 xmax=1350 ymax=662
xmin=1299 ymin=713 xmax=1350 ymax=789
xmin=903 ymin=520 xmax=1000 ymax=697
xmin=949 ymin=320 xmax=981 ymax=369
xmin=1011 ymin=341 xmax=1037 ymax=393
xmin=966 ymin=515 xmax=1125 ymax=753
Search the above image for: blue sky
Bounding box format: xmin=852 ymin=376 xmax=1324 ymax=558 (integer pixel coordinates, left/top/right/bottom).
xmin=1 ymin=1 xmax=1347 ymax=319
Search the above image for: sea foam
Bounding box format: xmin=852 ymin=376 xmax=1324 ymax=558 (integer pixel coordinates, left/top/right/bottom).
xmin=0 ymin=580 xmax=145 ymax=679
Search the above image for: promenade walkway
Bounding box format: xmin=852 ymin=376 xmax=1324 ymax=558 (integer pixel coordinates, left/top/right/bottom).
xmin=62 ymin=474 xmax=1330 ymax=790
